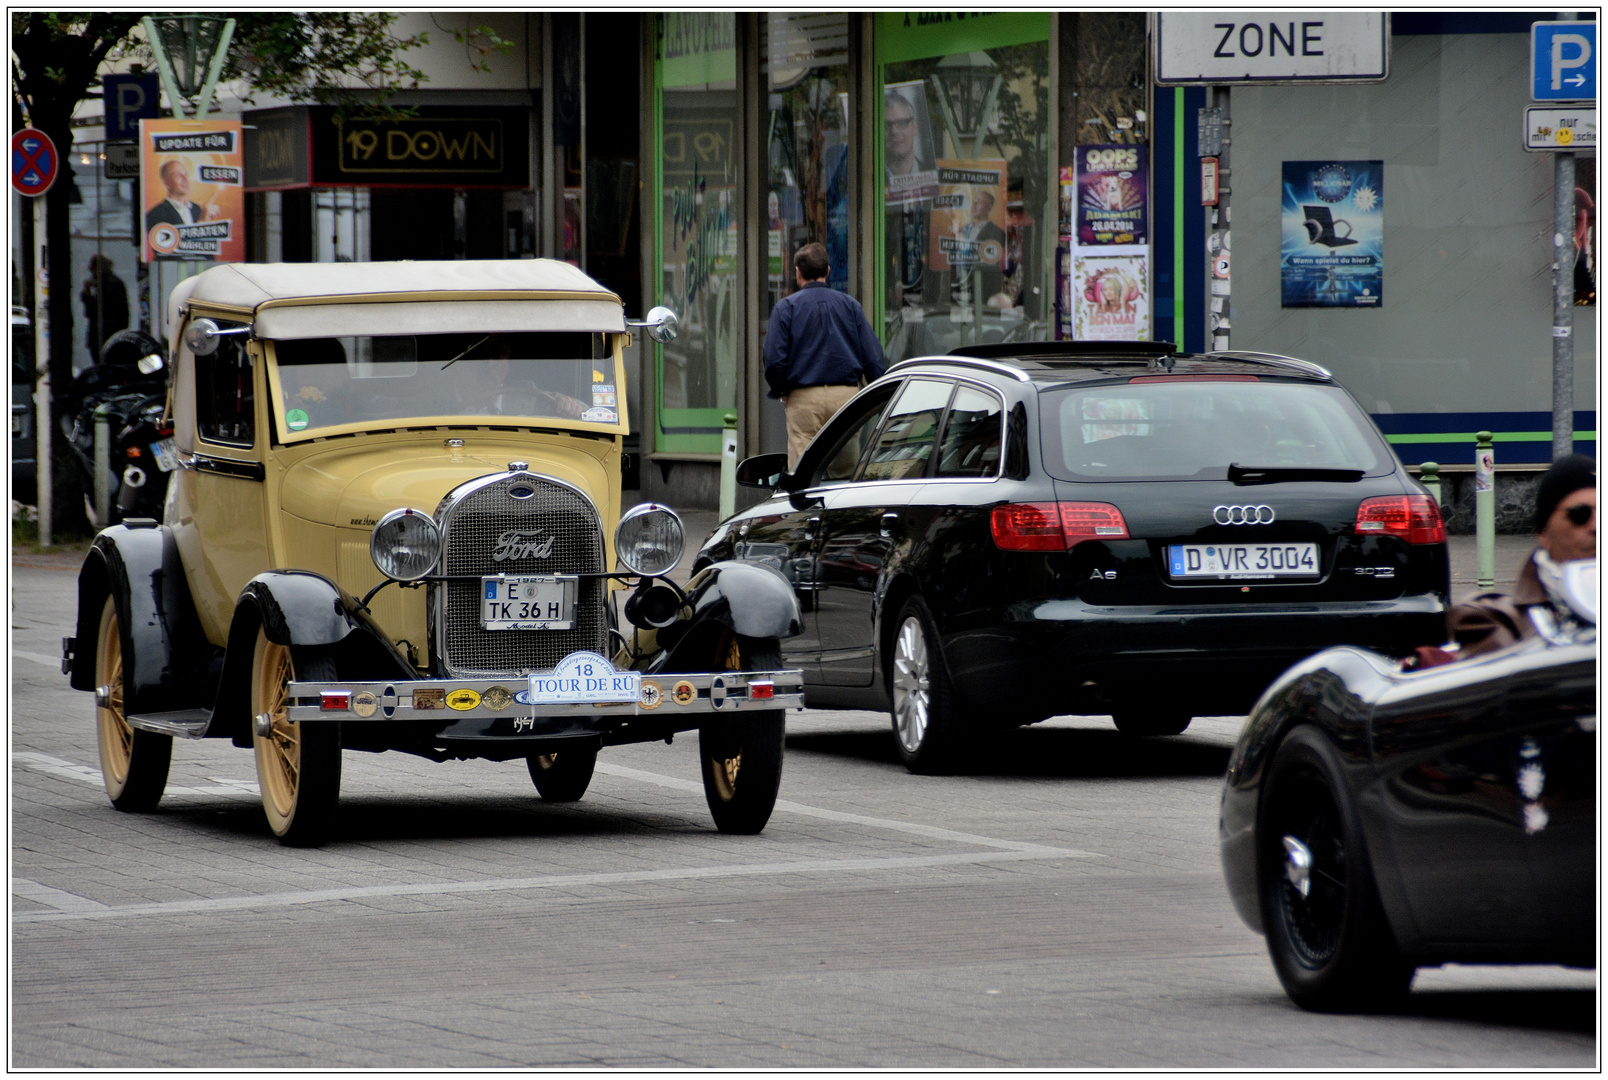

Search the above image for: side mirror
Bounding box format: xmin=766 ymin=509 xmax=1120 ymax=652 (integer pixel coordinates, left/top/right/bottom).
xmin=628 ymin=306 xmax=680 ymax=344
xmin=736 ymin=452 xmax=789 ymax=490
xmin=181 ymin=317 xmax=249 ymax=357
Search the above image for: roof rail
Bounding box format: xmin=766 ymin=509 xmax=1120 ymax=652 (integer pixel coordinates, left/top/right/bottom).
xmin=948 ymin=340 xmax=1177 ymax=360
xmin=885 ymin=355 xmax=1032 ymax=382
xmin=1205 ymin=350 xmax=1332 ymax=380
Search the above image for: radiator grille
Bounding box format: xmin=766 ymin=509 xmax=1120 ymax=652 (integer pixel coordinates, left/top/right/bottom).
xmin=436 ymin=475 xmax=607 ymax=676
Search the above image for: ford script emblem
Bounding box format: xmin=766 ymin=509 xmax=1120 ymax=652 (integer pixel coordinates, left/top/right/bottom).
xmin=1213 ymin=504 xmax=1275 ymax=525
xmin=492 ymin=528 xmax=556 ymax=562
xmin=508 ymin=485 xmax=535 ymax=500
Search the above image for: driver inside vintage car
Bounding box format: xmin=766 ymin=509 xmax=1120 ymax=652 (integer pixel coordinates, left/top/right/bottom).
xmin=462 ymin=333 xmax=588 ymax=420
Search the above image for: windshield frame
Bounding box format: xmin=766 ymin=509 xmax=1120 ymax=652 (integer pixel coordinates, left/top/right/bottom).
xmin=264 ymin=331 xmax=629 ymax=444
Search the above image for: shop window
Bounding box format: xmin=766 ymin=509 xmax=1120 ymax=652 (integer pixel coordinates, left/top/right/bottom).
xmin=878 ymin=20 xmax=1052 ymax=366
xmin=762 ymin=12 xmax=852 ymax=318
xmin=655 ymin=12 xmax=741 ymax=453
xmin=196 ymin=333 xmax=255 ymax=448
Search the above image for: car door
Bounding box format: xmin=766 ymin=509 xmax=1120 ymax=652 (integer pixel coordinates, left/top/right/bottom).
xmin=815 ymin=377 xmax=953 ymax=687
xmin=1371 ymin=646 xmax=1551 ymax=947
xmin=735 ymin=382 xmax=900 ymax=683
xmin=1503 ymin=637 xmax=1596 ymax=957
xmin=171 ymin=329 xmax=272 ymax=644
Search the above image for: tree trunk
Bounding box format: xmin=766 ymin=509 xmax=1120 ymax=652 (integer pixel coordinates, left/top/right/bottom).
xmin=36 ymin=106 xmax=90 ymax=538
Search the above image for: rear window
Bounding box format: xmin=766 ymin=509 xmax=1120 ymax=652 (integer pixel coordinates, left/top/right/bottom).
xmin=1039 ymin=379 xmax=1393 ymax=482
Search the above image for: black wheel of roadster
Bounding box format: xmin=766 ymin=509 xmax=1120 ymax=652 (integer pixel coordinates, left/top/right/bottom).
xmin=699 ymin=632 xmax=785 ymax=834
xmin=251 ymin=627 xmax=342 ymax=847
xmin=527 ymin=744 xmax=599 ymax=802
xmin=1258 ymin=725 xmax=1413 ymax=1012
xmin=94 ymin=595 xmax=173 ymax=812
xmin=1111 ymin=706 xmax=1192 ymax=737
xmin=889 ymin=596 xmax=964 ymax=774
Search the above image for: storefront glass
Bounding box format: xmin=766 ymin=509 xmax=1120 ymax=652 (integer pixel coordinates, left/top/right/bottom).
xmin=875 ymin=14 xmax=1052 ymax=364
xmin=655 ymin=12 xmax=741 ymax=453
xmin=762 ymin=13 xmax=851 ymax=315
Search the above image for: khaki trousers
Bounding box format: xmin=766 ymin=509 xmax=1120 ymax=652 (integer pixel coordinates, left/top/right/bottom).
xmin=782 ymin=383 xmax=859 ymax=469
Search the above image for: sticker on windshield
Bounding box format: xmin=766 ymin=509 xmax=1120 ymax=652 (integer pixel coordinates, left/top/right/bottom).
xmin=285 ymin=408 xmax=310 ymax=431
xmin=581 ymin=406 xmax=617 ymax=423
xmin=592 ymin=383 xmax=617 ymax=407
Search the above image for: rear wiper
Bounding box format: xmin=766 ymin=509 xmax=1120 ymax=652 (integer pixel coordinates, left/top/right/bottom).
xmin=1227 ymin=462 xmax=1365 ymax=485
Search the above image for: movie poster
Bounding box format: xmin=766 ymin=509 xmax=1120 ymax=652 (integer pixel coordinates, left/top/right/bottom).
xmin=882 ymin=80 xmax=938 ymax=207
xmin=1076 ymin=144 xmax=1148 ymax=246
xmin=1073 ymin=252 xmax=1150 ymax=341
xmin=1575 ymin=157 xmax=1596 ymax=306
xmin=139 ymin=118 xmax=244 ymax=263
xmin=1281 ymin=160 xmax=1382 ymax=307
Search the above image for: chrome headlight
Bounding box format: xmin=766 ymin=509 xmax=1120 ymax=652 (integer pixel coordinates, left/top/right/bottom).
xmin=615 ymin=503 xmax=684 ymax=577
xmin=370 ymin=508 xmax=442 ymax=581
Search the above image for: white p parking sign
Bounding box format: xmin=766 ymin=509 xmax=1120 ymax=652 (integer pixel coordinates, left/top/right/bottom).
xmin=1532 ymin=22 xmax=1597 ymax=101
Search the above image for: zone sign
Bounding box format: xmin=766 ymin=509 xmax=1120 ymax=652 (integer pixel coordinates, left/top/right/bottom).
xmin=1155 ymin=12 xmax=1389 ymax=84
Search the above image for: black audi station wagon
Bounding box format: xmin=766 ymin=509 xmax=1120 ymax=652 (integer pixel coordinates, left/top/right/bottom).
xmin=698 ymin=342 xmax=1450 ymax=772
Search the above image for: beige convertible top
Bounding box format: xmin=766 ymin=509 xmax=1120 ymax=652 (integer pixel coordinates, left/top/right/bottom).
xmin=171 ymin=259 xmax=626 ymax=341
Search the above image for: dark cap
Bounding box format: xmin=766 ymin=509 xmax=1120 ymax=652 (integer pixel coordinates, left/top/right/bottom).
xmin=1535 ymin=453 xmax=1596 ymax=531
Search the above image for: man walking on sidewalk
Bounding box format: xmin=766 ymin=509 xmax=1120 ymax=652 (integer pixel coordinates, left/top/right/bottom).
xmin=763 ymin=242 xmax=885 ymax=468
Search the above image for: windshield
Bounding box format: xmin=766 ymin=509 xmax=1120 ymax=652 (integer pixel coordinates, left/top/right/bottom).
xmin=1039 ymin=378 xmax=1393 ymax=482
xmin=268 ymin=331 xmax=618 ymax=438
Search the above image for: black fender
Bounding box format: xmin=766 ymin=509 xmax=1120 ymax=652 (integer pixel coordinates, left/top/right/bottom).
xmin=654 ymin=560 xmax=802 ymax=673
xmin=211 ymin=571 xmax=415 ymax=745
xmin=70 ymin=523 xmax=211 ymax=714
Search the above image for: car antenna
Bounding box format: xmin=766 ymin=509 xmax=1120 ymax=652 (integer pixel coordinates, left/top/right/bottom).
xmin=440 ymin=334 xmax=491 ymax=370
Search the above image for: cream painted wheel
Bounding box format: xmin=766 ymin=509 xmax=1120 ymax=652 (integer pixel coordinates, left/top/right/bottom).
xmin=251 ymin=627 xmax=341 ymax=847
xmin=698 ymin=631 xmax=785 ymax=834
xmin=94 ymin=595 xmax=171 ymax=811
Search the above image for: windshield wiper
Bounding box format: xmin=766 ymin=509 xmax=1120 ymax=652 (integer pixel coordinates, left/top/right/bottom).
xmin=440 ymin=335 xmax=491 ymax=371
xmin=1227 ymin=462 xmax=1365 ymax=485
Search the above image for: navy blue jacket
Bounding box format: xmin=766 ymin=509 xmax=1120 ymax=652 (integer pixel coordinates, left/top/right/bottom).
xmin=762 ymin=282 xmax=886 ymax=399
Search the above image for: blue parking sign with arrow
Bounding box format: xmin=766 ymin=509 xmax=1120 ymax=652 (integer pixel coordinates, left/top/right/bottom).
xmin=1532 ymin=22 xmax=1597 ymax=101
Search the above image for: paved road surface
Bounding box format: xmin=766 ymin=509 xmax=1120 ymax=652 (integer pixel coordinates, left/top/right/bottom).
xmin=8 ymin=532 xmax=1593 ymax=1068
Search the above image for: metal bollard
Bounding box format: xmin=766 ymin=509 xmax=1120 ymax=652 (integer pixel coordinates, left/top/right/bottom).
xmin=718 ymin=410 xmax=738 ymax=522
xmin=1418 ymin=461 xmax=1441 ymax=508
xmin=93 ymin=402 xmax=113 ymax=527
xmin=1474 ymin=432 xmax=1495 ymax=589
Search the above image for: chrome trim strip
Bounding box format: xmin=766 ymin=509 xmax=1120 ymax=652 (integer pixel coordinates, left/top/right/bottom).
xmin=885 ymin=355 xmax=1033 ymax=382
xmin=1204 ymin=351 xmax=1332 ymax=380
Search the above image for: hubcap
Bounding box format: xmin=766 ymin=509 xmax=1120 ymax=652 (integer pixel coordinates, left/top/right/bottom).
xmin=892 ymin=616 xmax=930 ymax=753
xmin=1273 ymin=774 xmax=1348 ymax=967
xmin=1282 ymin=835 xmax=1313 ymax=898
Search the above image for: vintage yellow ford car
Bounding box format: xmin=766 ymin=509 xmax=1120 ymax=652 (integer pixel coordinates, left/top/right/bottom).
xmin=65 ymin=260 xmax=802 ymax=846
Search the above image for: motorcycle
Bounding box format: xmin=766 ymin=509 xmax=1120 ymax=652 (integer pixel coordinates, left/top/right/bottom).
xmin=60 ymin=329 xmax=175 ymax=526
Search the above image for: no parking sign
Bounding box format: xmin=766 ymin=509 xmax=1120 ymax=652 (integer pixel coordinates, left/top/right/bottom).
xmin=11 ymin=128 xmax=58 ymax=196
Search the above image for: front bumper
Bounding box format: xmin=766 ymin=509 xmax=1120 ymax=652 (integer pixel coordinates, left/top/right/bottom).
xmin=285 ymin=666 xmax=803 ymax=742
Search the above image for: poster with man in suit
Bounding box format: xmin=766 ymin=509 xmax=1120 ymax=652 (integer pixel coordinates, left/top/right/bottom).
xmin=140 ymin=118 xmax=244 ymax=263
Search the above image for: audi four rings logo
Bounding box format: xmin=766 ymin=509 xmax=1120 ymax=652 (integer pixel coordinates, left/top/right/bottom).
xmin=1213 ymin=505 xmax=1275 ymax=525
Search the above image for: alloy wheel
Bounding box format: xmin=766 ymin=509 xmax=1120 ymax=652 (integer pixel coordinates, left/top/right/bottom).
xmin=892 ymin=615 xmax=930 ymax=753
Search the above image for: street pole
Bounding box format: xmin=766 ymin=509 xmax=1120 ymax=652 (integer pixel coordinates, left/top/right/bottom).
xmin=33 ymin=196 xmax=51 ymax=546
xmin=1551 ymin=150 xmax=1575 ymax=461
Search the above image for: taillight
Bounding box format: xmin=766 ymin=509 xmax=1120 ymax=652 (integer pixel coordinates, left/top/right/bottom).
xmin=991 ymin=502 xmax=1129 ymax=551
xmin=1355 ymin=494 xmax=1445 ymax=545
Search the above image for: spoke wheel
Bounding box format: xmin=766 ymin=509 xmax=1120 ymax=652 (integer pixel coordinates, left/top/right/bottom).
xmin=527 ymin=744 xmax=599 ymax=802
xmin=888 ymin=597 xmax=961 ymax=774
xmin=699 ymin=632 xmax=785 ymax=834
xmin=1259 ymin=726 xmax=1413 ymax=1012
xmin=251 ymin=628 xmax=341 ymax=847
xmin=94 ymin=595 xmax=171 ymax=811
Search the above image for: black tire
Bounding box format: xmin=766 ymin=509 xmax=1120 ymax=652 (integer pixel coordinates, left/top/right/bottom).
xmin=699 ymin=632 xmax=785 ymax=834
xmin=527 ymin=744 xmax=599 ymax=802
xmin=888 ymin=596 xmax=964 ymax=774
xmin=94 ymin=595 xmax=172 ymax=812
xmin=1258 ymin=725 xmax=1413 ymax=1012
xmin=251 ymin=628 xmax=342 ymax=847
xmin=1111 ymin=707 xmax=1192 ymax=737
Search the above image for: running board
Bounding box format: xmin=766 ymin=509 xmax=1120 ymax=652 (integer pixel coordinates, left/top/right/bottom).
xmin=126 ymin=709 xmax=212 ymax=739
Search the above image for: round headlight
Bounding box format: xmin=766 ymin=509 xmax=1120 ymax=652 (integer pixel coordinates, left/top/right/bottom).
xmin=615 ymin=503 xmax=684 ymax=577
xmin=370 ymin=508 xmax=442 ymax=581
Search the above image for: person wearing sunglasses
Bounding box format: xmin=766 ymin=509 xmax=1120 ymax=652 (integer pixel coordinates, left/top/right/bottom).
xmin=1441 ymin=453 xmax=1597 ymax=661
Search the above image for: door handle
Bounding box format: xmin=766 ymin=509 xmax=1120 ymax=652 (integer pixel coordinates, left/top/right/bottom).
xmin=804 ymin=515 xmax=821 ymax=541
xmin=880 ymin=511 xmax=899 ymax=539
